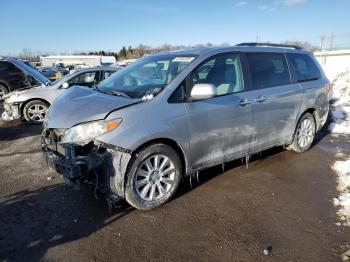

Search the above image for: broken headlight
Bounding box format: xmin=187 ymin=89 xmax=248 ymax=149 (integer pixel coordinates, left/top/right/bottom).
xmin=61 ymin=118 xmax=122 ymax=144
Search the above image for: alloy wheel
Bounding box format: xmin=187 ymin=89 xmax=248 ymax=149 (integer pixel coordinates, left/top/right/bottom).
xmin=27 ymin=104 xmax=48 ymax=121
xmin=297 ymin=118 xmax=314 ymax=148
xmin=135 ymin=154 xmax=176 ymax=202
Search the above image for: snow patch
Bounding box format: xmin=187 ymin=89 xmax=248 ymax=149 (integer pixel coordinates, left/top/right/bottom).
xmin=326 ymin=65 xmax=350 ymax=226
xmin=328 ymin=70 xmax=350 ymax=135
xmin=332 ymin=159 xmax=350 ymax=226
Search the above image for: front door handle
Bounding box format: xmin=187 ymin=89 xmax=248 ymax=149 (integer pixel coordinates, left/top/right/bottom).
xmin=239 ymin=98 xmax=252 ymax=106
xmin=254 ymin=95 xmax=267 ymax=103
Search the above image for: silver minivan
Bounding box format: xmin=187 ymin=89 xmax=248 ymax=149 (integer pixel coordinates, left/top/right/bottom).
xmin=42 ymin=43 xmax=331 ymax=210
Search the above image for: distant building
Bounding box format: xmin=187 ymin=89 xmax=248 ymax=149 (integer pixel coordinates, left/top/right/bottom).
xmin=314 ymin=49 xmax=350 ymax=79
xmin=314 ymin=49 xmax=350 ymax=68
xmin=40 ymin=55 xmax=116 ymax=67
xmin=116 ymin=59 xmax=138 ymax=67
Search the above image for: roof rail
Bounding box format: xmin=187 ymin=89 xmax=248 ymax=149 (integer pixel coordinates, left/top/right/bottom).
xmin=236 ymin=42 xmax=303 ymax=50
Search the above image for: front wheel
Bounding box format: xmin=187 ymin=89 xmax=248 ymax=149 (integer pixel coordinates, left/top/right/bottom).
xmin=23 ymin=100 xmax=49 ymax=123
xmin=288 ymin=113 xmax=316 ymax=153
xmin=125 ymin=144 xmax=182 ymax=210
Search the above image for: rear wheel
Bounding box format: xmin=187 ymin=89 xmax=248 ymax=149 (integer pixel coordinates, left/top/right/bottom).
xmin=23 ymin=100 xmax=49 ymax=122
xmin=0 ymin=84 xmax=8 ymax=98
xmin=288 ymin=113 xmax=316 ymax=153
xmin=125 ymin=144 xmax=182 ymax=210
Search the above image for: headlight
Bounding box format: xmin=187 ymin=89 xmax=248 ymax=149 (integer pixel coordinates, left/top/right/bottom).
xmin=61 ymin=118 xmax=122 ymax=144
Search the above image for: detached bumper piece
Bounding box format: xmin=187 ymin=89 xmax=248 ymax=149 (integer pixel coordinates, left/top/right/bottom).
xmin=2 ymin=103 xmax=21 ymax=121
xmin=42 ymin=129 xmax=132 ymax=209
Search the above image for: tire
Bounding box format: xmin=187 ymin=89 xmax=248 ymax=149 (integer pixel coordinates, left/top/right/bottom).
xmin=288 ymin=112 xmax=316 ymax=153
xmin=125 ymin=143 xmax=182 ymax=210
xmin=23 ymin=100 xmax=50 ymax=123
xmin=0 ymin=84 xmax=8 ymax=98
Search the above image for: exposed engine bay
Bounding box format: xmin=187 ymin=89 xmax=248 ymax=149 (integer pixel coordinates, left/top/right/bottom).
xmin=41 ymin=128 xmax=131 ymax=209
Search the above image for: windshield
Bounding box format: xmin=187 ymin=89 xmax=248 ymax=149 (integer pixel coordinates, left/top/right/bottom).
xmin=97 ymin=54 xmax=196 ymax=98
xmin=49 ymin=72 xmax=75 ymax=86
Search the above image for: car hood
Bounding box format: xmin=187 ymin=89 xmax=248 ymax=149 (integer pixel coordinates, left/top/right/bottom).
xmin=10 ymin=59 xmax=51 ymax=86
xmin=45 ymin=86 xmax=141 ymax=129
xmin=3 ymin=85 xmax=53 ymax=103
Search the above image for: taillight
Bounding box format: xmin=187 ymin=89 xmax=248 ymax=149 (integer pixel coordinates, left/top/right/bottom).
xmin=325 ymin=83 xmax=333 ymax=93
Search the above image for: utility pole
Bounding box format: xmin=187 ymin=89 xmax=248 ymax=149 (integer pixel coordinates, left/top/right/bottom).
xmin=330 ymin=32 xmax=334 ymax=50
xmin=320 ymin=36 xmax=326 ymax=64
xmin=320 ymin=36 xmax=325 ymax=51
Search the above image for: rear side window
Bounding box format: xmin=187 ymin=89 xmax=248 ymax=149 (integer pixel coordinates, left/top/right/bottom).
xmin=104 ymin=70 xmax=115 ymax=79
xmin=246 ymin=53 xmax=291 ymax=89
xmin=287 ymin=53 xmax=321 ymax=82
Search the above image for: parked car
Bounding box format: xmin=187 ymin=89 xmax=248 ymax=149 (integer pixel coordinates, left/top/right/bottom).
xmin=2 ymin=67 xmax=119 ymax=122
xmin=42 ymin=43 xmax=331 ymax=210
xmin=0 ymin=58 xmax=50 ymax=97
xmin=39 ymin=67 xmax=63 ymax=81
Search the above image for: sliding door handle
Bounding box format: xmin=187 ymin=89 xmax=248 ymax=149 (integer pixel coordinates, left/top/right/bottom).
xmin=254 ymin=95 xmax=267 ymax=103
xmin=239 ymin=98 xmax=252 ymax=106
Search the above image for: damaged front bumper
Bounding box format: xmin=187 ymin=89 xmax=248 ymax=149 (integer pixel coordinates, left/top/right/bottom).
xmin=1 ymin=102 xmax=21 ymax=121
xmin=42 ymin=128 xmax=132 ymax=207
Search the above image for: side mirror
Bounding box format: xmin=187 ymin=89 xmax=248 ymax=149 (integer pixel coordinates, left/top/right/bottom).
xmin=61 ymin=82 xmax=69 ymax=89
xmin=190 ymin=84 xmax=216 ymax=101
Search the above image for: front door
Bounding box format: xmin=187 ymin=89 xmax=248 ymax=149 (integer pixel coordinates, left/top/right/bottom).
xmin=68 ymin=71 xmax=99 ymax=88
xmin=185 ymin=53 xmax=258 ymax=169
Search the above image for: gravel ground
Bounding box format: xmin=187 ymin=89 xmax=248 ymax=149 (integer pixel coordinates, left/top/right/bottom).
xmin=0 ymin=115 xmax=349 ymax=262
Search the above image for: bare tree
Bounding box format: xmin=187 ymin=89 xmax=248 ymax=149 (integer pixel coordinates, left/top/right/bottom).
xmin=281 ymin=40 xmax=318 ymax=51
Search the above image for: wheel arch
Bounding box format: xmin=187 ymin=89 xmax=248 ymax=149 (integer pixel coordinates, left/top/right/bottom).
xmin=132 ymin=137 xmax=188 ymax=177
xmin=0 ymin=82 xmax=9 ymax=92
xmin=288 ymin=107 xmax=317 ymax=145
xmin=301 ymin=107 xmax=319 ymax=129
xmin=21 ymin=98 xmax=51 ymax=115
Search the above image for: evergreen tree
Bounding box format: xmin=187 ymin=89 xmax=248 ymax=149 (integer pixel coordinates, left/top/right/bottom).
xmin=118 ymin=46 xmax=127 ymax=58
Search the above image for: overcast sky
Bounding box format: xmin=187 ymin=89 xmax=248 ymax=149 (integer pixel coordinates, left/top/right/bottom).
xmin=1 ymin=0 xmax=350 ymax=55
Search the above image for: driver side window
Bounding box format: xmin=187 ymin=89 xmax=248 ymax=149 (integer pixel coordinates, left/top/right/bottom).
xmin=192 ymin=53 xmax=244 ymax=96
xmin=69 ymin=72 xmax=97 ymax=85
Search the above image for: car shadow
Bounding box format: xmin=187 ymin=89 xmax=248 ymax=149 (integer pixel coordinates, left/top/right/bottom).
xmin=0 ymin=146 xmax=285 ymax=262
xmin=0 ymin=119 xmax=43 ymax=141
xmin=0 ymin=183 xmax=133 ymax=262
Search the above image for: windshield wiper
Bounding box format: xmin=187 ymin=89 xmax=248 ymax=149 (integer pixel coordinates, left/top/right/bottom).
xmin=109 ymin=90 xmax=131 ymax=98
xmin=93 ymin=86 xmax=131 ymax=98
